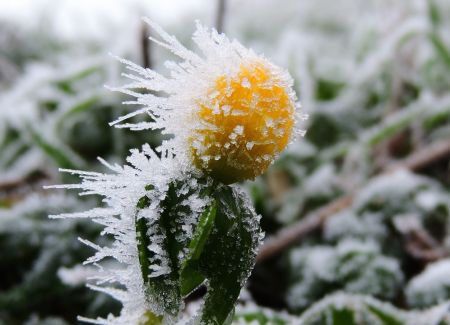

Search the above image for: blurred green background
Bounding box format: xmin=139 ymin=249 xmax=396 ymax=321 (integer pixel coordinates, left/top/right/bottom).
xmin=1 ymin=0 xmax=450 ymax=324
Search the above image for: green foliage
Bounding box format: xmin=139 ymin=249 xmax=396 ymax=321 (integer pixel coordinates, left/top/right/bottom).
xmin=0 ymin=18 xmax=157 ymax=324
xmin=180 ymin=200 xmax=217 ymax=296
xmin=0 ymin=195 xmax=120 ymax=324
xmin=135 ymin=179 xmax=261 ymax=324
xmin=3 ymin=0 xmax=450 ymax=323
xmin=287 ymin=240 xmax=403 ymax=311
xmin=234 ymin=306 xmax=291 ymax=324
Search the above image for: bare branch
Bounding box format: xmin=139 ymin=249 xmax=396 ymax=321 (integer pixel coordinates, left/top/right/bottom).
xmin=256 ymin=194 xmax=353 ymax=263
xmin=386 ymin=140 xmax=450 ymax=172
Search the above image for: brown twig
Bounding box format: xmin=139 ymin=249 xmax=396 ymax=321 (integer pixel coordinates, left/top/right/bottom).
xmin=405 ymin=241 xmax=448 ymax=262
xmin=394 ymin=213 xmax=449 ymax=262
xmin=216 ymin=0 xmax=227 ymax=34
xmin=405 ymin=227 xmax=448 ymax=262
xmin=256 ymin=139 xmax=450 ymax=263
xmin=256 ymin=195 xmax=353 ymax=262
xmin=0 ymin=171 xmax=52 ymax=207
xmin=0 ymin=171 xmax=49 ymax=193
xmin=373 ymin=57 xmax=403 ymax=170
xmin=386 ymin=140 xmax=450 ymax=172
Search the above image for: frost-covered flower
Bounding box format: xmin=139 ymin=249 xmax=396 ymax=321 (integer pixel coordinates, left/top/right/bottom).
xmin=111 ymin=19 xmax=305 ymax=184
xmin=47 ymin=20 xmax=300 ymax=325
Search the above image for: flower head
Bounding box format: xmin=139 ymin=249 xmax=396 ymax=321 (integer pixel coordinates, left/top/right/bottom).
xmin=111 ymin=20 xmax=305 ymax=183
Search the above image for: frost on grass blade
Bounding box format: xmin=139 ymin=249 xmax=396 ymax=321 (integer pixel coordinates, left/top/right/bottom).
xmin=406 ymin=259 xmax=450 ymax=308
xmin=297 ymin=292 xmax=450 ymax=325
xmin=287 ymin=239 xmax=403 ymax=312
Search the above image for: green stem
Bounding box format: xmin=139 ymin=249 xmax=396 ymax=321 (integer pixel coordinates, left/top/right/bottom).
xmin=136 ymin=195 xmax=151 ymax=284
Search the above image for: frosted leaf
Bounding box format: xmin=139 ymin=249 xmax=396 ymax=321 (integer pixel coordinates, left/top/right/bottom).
xmin=324 ymin=211 xmax=387 ymax=242
xmin=406 ymin=259 xmax=450 ymax=308
xmin=298 ymin=292 xmax=408 ymax=324
xmin=303 ymin=164 xmax=338 ymax=196
xmin=47 ymin=145 xmax=199 ymax=325
xmin=287 ymin=239 xmax=403 ymax=311
xmin=234 ymin=301 xmax=298 ymax=324
xmin=415 ymin=190 xmax=450 ymax=213
xmin=355 ymin=170 xmax=436 ymax=211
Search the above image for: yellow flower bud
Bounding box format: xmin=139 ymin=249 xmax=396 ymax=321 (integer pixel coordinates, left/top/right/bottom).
xmin=112 ymin=21 xmax=304 ymax=185
xmin=190 ymin=60 xmax=296 ymax=184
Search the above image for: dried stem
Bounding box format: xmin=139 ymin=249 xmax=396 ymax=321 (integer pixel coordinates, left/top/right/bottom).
xmin=257 ymin=139 xmax=450 ymax=263
xmin=256 ymin=195 xmax=353 ymax=263
xmin=216 ymin=0 xmax=227 ymax=34
xmin=141 ymin=22 xmax=152 ymax=69
xmin=0 ymin=171 xmax=50 ymax=193
xmin=386 ymin=140 xmax=450 ymax=172
xmin=405 ymin=227 xmax=448 ymax=262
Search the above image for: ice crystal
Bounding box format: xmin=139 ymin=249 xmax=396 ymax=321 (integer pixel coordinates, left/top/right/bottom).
xmin=47 ymin=144 xmax=204 ymax=324
xmin=109 ymin=19 xmax=306 ymax=183
xmin=44 ymin=19 xmax=295 ymax=324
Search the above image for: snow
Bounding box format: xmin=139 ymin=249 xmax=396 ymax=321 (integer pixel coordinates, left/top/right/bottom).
xmin=303 ymin=164 xmax=337 ymax=196
xmin=58 ymin=265 xmax=98 ymax=286
xmin=2 ymin=0 xmax=450 ymax=322
xmin=325 ymin=211 xmax=387 ymax=242
xmin=415 ymin=190 xmax=450 ymax=212
xmin=287 ymin=239 xmax=403 ymax=310
xmin=406 ymin=259 xmax=450 ymax=307
xmin=354 ymin=170 xmax=436 ymax=211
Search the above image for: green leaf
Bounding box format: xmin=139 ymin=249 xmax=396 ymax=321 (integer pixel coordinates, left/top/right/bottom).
xmin=134 ymin=180 xmax=261 ymax=325
xmin=180 ymin=200 xmax=217 ymax=296
xmin=367 ymin=304 xmax=403 ymax=325
xmin=331 ymin=308 xmax=357 ymax=325
xmin=234 ymin=311 xmax=289 ymax=325
xmin=136 ymin=195 xmax=152 ymax=282
xmin=186 ymin=200 xmax=217 ymax=261
xmin=428 ymin=0 xmax=441 ymax=27
xmin=54 ymin=66 xmax=100 ymax=94
xmin=56 ymin=96 xmax=99 ymax=133
xmin=430 ymin=32 xmax=450 ymax=70
xmin=135 ymin=183 xmax=183 ymax=318
xmin=315 ymin=78 xmax=345 ymax=101
xmin=29 ymin=128 xmax=80 ymax=169
xmin=197 ymin=186 xmax=261 ymax=325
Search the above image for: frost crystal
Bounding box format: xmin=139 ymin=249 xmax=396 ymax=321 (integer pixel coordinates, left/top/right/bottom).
xmin=109 ymin=20 xmax=306 ymax=183
xmin=47 ymin=145 xmax=203 ymax=324
xmin=45 ymin=19 xmax=286 ymax=324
